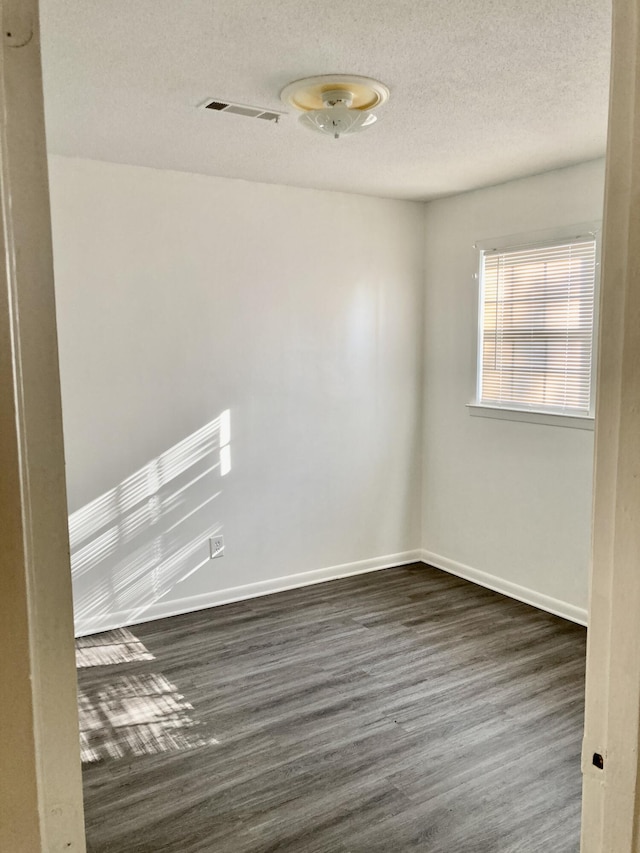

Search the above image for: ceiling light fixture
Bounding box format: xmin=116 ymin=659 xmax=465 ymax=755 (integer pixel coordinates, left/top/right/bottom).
xmin=280 ymin=75 xmax=389 ymax=140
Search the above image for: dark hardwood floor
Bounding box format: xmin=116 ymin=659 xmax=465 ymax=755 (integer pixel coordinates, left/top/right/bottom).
xmin=77 ymin=563 xmax=586 ymax=852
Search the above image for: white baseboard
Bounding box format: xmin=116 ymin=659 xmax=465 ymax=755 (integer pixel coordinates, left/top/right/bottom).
xmin=74 ymin=547 xmax=588 ymax=637
xmin=420 ymin=549 xmax=588 ymax=627
xmin=74 ymin=549 xmax=423 ymax=637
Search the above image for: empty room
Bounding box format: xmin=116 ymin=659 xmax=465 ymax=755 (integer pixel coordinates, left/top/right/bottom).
xmin=4 ymin=0 xmax=627 ymax=850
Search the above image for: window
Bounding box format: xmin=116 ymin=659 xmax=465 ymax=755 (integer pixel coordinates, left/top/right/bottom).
xmin=473 ymin=230 xmax=598 ymax=423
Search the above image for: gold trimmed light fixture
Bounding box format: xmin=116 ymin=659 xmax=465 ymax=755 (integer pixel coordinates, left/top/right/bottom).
xmin=280 ymin=75 xmax=390 ymax=139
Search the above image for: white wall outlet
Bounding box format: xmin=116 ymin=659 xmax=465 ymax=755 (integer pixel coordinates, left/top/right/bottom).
xmin=209 ymin=535 xmax=224 ymax=558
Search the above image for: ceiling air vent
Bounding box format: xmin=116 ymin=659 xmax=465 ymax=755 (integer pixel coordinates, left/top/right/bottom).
xmin=201 ymin=99 xmax=285 ymax=123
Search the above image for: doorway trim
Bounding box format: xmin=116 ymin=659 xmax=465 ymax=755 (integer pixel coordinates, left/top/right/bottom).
xmin=581 ymin=1 xmax=640 ymax=850
xmin=0 ymin=0 xmax=85 ymax=849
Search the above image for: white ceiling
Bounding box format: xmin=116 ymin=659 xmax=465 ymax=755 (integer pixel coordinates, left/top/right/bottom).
xmin=39 ymin=0 xmax=612 ymax=201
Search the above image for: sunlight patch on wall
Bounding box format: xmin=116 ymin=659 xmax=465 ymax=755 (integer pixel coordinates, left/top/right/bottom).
xmin=70 ymin=410 xmax=232 ymax=635
xmin=220 ymin=408 xmax=231 ymax=476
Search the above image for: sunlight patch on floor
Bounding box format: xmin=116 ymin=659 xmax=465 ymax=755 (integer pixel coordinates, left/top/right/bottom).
xmin=76 ymin=627 xmax=156 ymax=668
xmin=78 ymin=671 xmax=219 ymax=763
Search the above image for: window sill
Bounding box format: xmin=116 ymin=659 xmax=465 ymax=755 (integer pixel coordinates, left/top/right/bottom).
xmin=467 ymin=403 xmax=595 ymax=430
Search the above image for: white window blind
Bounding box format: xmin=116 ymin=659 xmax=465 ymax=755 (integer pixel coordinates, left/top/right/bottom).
xmin=478 ymin=236 xmax=597 ymax=416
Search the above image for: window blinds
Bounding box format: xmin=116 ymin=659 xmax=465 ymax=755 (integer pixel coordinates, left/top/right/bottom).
xmin=479 ymin=237 xmax=597 ymax=415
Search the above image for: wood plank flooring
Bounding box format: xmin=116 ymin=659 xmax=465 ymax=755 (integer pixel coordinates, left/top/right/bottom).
xmin=77 ymin=563 xmax=586 ymax=852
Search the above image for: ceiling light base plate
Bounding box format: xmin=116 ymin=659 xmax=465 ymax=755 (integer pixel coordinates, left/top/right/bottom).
xmin=280 ymin=75 xmax=389 ymax=112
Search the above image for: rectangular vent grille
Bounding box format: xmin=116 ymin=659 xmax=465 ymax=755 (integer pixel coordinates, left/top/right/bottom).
xmin=202 ymin=99 xmax=284 ymax=122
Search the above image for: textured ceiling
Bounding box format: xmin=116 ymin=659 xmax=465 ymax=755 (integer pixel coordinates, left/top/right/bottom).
xmin=39 ymin=0 xmax=612 ymax=200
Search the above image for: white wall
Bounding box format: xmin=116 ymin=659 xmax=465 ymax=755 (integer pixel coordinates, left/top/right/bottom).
xmin=421 ymin=160 xmax=606 ymax=620
xmin=49 ymin=156 xmax=604 ymax=635
xmin=48 ymin=156 xmax=425 ymax=635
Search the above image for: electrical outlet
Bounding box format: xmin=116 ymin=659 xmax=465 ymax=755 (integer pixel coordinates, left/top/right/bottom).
xmin=209 ymin=536 xmax=224 ymax=559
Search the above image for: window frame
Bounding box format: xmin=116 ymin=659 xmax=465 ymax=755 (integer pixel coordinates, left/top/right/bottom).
xmin=469 ymin=222 xmax=601 ymax=429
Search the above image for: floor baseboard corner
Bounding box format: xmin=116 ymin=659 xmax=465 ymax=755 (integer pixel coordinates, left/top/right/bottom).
xmin=74 ymin=549 xmax=424 ymax=637
xmin=419 ymin=549 xmax=588 ymax=627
